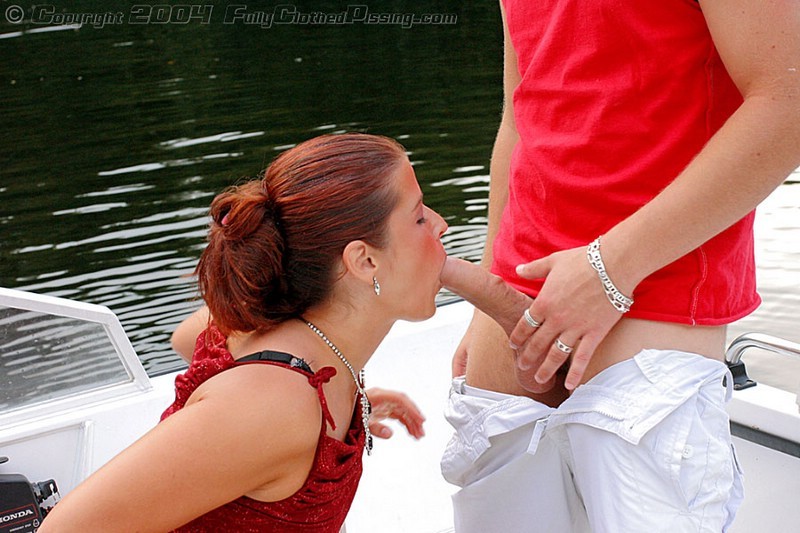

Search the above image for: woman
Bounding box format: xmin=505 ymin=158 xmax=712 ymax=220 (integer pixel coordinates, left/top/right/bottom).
xmin=40 ymin=133 xmax=448 ymax=532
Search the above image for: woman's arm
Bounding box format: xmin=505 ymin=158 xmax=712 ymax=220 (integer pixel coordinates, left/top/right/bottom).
xmin=39 ymin=365 xmax=321 ymax=532
xmin=171 ymin=306 xmax=210 ymax=362
xmin=509 ymin=0 xmax=800 ymax=389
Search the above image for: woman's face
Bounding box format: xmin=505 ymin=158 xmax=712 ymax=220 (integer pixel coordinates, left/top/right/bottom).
xmin=378 ymin=159 xmax=448 ymax=321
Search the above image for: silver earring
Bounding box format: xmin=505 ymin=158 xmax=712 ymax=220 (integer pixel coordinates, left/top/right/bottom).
xmin=373 ymin=276 xmax=381 ymax=296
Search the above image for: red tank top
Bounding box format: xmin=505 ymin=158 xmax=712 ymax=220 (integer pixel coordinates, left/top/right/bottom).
xmin=493 ymin=0 xmax=760 ymax=325
xmin=161 ymin=325 xmax=364 ymax=532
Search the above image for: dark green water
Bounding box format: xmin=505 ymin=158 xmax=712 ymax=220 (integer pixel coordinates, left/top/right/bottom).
xmin=2 ymin=2 xmax=799 ymax=389
xmin=0 ymin=2 xmax=502 ymax=375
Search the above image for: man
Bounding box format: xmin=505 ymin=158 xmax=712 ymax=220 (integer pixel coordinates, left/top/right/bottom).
xmin=441 ymin=1 xmax=800 ymax=531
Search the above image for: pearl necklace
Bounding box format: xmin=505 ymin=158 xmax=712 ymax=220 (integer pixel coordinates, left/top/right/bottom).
xmin=304 ymin=320 xmax=373 ymax=455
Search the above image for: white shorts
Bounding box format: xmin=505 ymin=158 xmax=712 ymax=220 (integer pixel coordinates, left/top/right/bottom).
xmin=440 ymin=377 xmax=590 ymax=533
xmin=441 ymin=350 xmax=744 ymax=533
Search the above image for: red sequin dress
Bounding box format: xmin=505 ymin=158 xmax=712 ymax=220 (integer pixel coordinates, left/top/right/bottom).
xmin=161 ymin=324 xmax=365 ymax=532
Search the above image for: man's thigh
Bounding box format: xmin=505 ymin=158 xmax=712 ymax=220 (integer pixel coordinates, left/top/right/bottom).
xmin=563 ymin=381 xmax=743 ymax=533
xmin=442 ymin=381 xmax=588 ymax=533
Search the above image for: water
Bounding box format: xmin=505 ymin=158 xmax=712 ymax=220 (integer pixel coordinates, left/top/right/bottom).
xmin=1 ymin=2 xmax=798 ymax=391
xmin=726 ymin=183 xmax=800 ymax=391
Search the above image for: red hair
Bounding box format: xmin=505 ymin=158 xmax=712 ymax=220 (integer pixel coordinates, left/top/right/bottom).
xmin=196 ymin=133 xmax=406 ymax=334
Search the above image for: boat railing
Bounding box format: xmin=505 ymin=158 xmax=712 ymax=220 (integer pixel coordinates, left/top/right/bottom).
xmin=726 ymin=332 xmax=800 ymax=366
xmin=725 ymin=332 xmax=800 ymax=458
xmin=725 ymin=332 xmax=800 ymax=406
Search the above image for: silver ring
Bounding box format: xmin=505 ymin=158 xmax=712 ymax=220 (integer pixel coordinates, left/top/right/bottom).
xmin=523 ymin=309 xmax=541 ymax=328
xmin=554 ymin=338 xmax=574 ymax=355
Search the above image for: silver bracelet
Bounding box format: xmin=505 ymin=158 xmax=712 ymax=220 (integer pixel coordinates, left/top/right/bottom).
xmin=586 ymin=237 xmax=634 ymax=313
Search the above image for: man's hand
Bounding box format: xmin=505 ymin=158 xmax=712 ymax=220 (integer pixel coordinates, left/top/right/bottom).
xmin=508 ymin=246 xmax=624 ymax=390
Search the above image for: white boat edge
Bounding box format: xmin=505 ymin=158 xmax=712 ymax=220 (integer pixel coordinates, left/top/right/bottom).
xmin=1 ymin=287 xmax=799 ymax=532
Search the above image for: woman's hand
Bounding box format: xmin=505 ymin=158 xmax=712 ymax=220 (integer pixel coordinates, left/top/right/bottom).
xmin=367 ymin=388 xmax=425 ymax=439
xmin=508 ymin=245 xmax=626 ymax=390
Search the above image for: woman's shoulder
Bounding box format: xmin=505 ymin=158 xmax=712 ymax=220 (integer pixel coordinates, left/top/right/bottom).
xmin=205 ymin=361 xmax=321 ymax=411
xmin=188 ymin=362 xmax=324 ymax=454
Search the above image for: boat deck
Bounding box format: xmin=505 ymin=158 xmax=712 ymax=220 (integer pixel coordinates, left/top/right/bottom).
xmin=348 ymin=302 xmax=800 ymax=533
xmin=1 ymin=290 xmax=799 ymax=532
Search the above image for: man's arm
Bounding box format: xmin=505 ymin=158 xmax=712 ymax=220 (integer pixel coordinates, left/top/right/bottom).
xmin=450 ymin=0 xmax=520 ymax=377
xmin=510 ymin=0 xmax=800 ymax=389
xmin=482 ymin=0 xmax=520 ymax=267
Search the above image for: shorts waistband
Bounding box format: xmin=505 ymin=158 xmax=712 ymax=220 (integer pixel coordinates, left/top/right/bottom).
xmin=546 ymin=349 xmax=732 ymax=444
xmin=453 ymin=376 xmax=530 ymax=402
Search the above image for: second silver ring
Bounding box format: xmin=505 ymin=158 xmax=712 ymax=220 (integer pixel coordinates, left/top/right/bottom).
xmin=554 ymin=338 xmax=574 ymax=355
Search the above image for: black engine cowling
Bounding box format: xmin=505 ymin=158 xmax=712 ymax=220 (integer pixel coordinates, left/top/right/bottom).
xmin=0 ymin=457 xmax=59 ymax=533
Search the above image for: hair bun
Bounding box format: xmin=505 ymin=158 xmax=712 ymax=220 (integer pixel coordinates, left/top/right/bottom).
xmin=198 ymin=133 xmax=407 ymax=335
xmin=212 ymin=182 xmax=283 ymax=245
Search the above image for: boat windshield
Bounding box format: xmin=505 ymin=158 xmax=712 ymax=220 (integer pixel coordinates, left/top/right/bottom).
xmin=0 ymin=288 xmax=150 ymax=425
xmin=0 ymin=306 xmax=131 ymax=413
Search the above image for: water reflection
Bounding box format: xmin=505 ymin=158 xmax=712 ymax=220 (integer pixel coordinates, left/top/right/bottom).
xmin=0 ymin=3 xmax=797 ymax=391
xmin=1 ymin=2 xmax=502 ymax=375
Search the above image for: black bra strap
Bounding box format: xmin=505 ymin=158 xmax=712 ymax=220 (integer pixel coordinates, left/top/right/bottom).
xmin=236 ymin=350 xmax=313 ymax=374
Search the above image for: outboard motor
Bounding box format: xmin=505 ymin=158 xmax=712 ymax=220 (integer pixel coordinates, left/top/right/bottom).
xmin=0 ymin=457 xmax=59 ymax=533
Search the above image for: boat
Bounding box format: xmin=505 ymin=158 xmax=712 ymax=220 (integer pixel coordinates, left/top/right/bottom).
xmin=1 ymin=286 xmax=798 ymax=532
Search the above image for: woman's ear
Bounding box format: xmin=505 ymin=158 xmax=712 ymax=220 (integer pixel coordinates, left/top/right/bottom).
xmin=342 ymin=240 xmax=378 ymax=285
